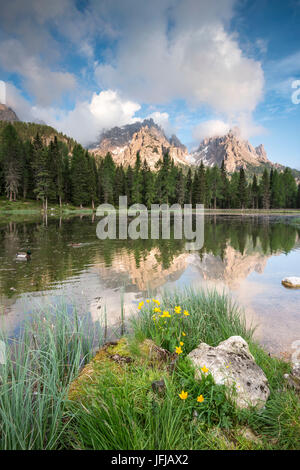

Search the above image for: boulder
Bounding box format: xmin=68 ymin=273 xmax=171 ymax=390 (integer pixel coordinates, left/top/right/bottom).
xmin=284 ymin=364 xmax=300 ymax=391
xmin=188 ymin=336 xmax=270 ymax=409
xmin=282 ymin=277 xmax=300 ymax=288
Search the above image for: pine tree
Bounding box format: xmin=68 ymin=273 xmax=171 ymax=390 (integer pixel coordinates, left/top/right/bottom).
xmin=132 ymin=152 xmax=143 ymax=204
xmin=210 ymin=165 xmax=222 ymax=209
xmin=100 ymin=153 xmax=116 ymax=204
xmin=70 ymin=144 xmax=90 ymax=207
xmin=125 ymin=165 xmax=134 ymax=205
xmin=156 ymin=151 xmax=173 ymax=204
xmin=185 ymin=168 xmax=193 ymax=205
xmin=175 ymin=169 xmax=185 ymax=206
xmin=0 ymin=123 xmax=23 ymax=201
xmin=33 ymin=147 xmax=53 ymax=210
xmin=238 ymin=168 xmax=247 ymax=209
xmin=142 ymin=159 xmax=155 ymax=208
xmin=270 ymin=169 xmax=284 ymax=208
xmin=86 ymin=151 xmax=98 ymax=209
xmin=282 ymin=168 xmax=297 ymax=208
xmin=251 ymin=174 xmax=259 ymax=209
xmin=260 ymin=168 xmax=270 ymax=210
xmin=220 ymin=160 xmax=229 ymax=208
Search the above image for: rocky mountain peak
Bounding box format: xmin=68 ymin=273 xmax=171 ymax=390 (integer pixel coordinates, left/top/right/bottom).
xmin=0 ymin=103 xmax=19 ymax=122
xmin=192 ymin=128 xmax=270 ymax=173
xmin=89 ymin=119 xmax=188 ymax=170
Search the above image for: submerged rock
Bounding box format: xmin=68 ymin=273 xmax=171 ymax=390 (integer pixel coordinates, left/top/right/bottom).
xmin=282 ymin=277 xmax=300 ymax=288
xmin=188 ymin=336 xmax=270 ymax=409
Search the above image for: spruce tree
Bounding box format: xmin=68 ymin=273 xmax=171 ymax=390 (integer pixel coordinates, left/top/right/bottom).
xmin=0 ymin=123 xmax=23 ymax=201
xmin=132 ymin=152 xmax=143 ymax=204
xmin=70 ymin=144 xmax=90 ymax=207
xmin=260 ymin=168 xmax=270 ymax=210
xmin=238 ymin=168 xmax=247 ymax=209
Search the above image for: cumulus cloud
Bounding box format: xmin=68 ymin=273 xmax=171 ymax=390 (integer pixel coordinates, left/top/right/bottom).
xmin=193 ymin=120 xmax=231 ymax=141
xmin=192 ymin=115 xmax=266 ymax=144
xmin=0 ymin=0 xmax=265 ymax=145
xmin=0 ymin=40 xmax=76 ymax=106
xmin=29 ymin=89 xmax=141 ymax=145
xmin=94 ymin=0 xmax=264 ymax=116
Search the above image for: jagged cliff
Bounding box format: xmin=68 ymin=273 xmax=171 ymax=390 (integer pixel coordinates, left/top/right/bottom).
xmin=192 ymin=128 xmax=270 ymax=173
xmin=89 ymin=119 xmax=189 ymax=170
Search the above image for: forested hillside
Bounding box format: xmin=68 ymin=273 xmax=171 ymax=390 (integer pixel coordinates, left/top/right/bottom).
xmin=0 ymin=122 xmax=300 ymax=210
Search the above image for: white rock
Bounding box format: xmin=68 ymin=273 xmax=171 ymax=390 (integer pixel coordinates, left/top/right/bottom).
xmin=188 ymin=336 xmax=270 ymax=409
xmin=282 ymin=277 xmax=300 ymax=288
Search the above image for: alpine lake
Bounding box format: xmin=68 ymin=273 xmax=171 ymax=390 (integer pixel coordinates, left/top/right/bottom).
xmin=1 ymin=212 xmax=300 ymax=358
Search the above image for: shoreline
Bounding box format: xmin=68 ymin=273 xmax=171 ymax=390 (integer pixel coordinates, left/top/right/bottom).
xmin=1 ymin=289 xmax=299 ymax=450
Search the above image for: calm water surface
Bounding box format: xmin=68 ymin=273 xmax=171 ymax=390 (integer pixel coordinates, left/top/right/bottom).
xmin=0 ymin=214 xmax=299 ymax=356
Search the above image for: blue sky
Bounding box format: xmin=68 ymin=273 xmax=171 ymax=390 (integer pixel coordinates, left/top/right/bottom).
xmin=0 ymin=0 xmax=299 ymax=168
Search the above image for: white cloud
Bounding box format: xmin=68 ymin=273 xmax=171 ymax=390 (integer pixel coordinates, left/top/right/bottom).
xmin=146 ymin=111 xmax=173 ymax=136
xmin=193 ymin=120 xmax=231 ymax=141
xmin=29 ymin=89 xmax=141 ymax=145
xmin=192 ymin=115 xmax=266 ymax=144
xmin=0 ymin=40 xmax=76 ymax=106
xmin=0 ymin=81 xmax=6 ymax=104
xmin=0 ymin=0 xmax=265 ymax=144
xmin=94 ymin=0 xmax=264 ymax=116
xmin=89 ymin=90 xmax=140 ymax=127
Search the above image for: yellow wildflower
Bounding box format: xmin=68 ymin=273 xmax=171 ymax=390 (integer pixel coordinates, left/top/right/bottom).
xmin=146 ymin=299 xmax=150 ymax=303
xmin=153 ymin=299 xmax=160 ymax=305
xmin=175 ymin=346 xmax=183 ymax=355
xmin=179 ymin=390 xmax=188 ymax=400
xmin=161 ymin=310 xmax=171 ymax=318
xmin=153 ymin=307 xmax=161 ymax=313
xmin=138 ymin=301 xmax=144 ymax=310
xmin=201 ymin=366 xmax=209 ymax=374
xmin=180 ymin=341 xmax=184 ymax=346
xmin=183 ymin=310 xmax=190 ymax=316
xmin=174 ymin=306 xmax=181 ymax=314
xmin=182 ymin=332 xmax=186 ymax=336
xmin=197 ymin=395 xmax=204 ymax=403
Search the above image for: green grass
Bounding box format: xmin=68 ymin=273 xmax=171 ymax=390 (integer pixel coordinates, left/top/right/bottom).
xmin=0 ymin=197 xmax=94 ymax=216
xmin=64 ymin=289 xmax=299 ymax=450
xmin=0 ymin=305 xmax=101 ymax=450
xmin=0 ymin=288 xmax=299 ymax=450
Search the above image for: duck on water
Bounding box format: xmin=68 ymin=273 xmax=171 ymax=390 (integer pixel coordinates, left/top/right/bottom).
xmin=16 ymin=250 xmax=31 ymax=261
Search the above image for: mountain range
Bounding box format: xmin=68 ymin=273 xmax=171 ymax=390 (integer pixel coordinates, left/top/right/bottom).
xmin=89 ymin=118 xmax=188 ymax=170
xmin=0 ymin=104 xmax=298 ymax=177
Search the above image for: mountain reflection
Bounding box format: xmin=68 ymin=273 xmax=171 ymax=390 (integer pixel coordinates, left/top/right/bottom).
xmin=0 ymin=215 xmax=299 ymax=299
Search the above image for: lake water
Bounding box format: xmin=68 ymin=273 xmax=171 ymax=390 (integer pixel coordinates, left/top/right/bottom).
xmin=0 ymin=214 xmax=299 ymax=357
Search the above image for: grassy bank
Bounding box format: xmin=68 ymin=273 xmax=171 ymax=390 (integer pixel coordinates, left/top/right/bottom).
xmin=1 ymin=198 xmax=300 ymax=216
xmin=0 ymin=198 xmax=94 ymax=216
xmin=0 ymin=289 xmax=299 ymax=450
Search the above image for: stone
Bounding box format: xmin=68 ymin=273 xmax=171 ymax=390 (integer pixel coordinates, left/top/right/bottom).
xmin=284 ymin=364 xmax=300 ymax=391
xmin=151 ymin=379 xmax=166 ymax=395
xmin=188 ymin=336 xmax=270 ymax=409
xmin=236 ymin=426 xmax=262 ymax=445
xmin=282 ymin=277 xmax=300 ymax=288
